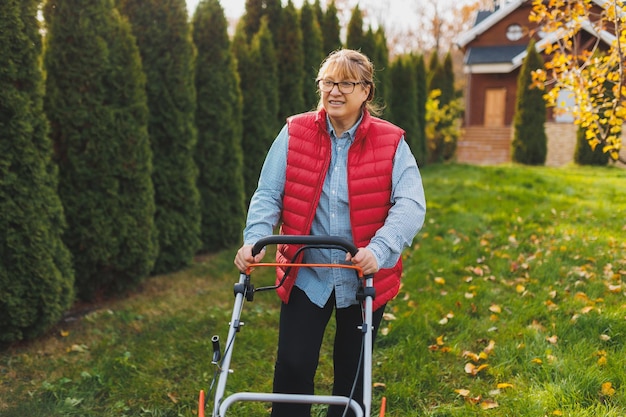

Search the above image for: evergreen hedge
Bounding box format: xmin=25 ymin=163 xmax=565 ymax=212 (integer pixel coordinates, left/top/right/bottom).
xmin=320 ymin=1 xmax=342 ymax=55
xmin=512 ymin=40 xmax=547 ymax=165
xmin=193 ymin=0 xmax=246 ymax=251
xmin=118 ymin=0 xmax=202 ymax=274
xmin=276 ymin=0 xmax=305 ymax=121
xmin=300 ymin=1 xmax=325 ymax=110
xmin=233 ymin=18 xmax=280 ymax=204
xmin=389 ymin=56 xmax=427 ymax=165
xmin=574 ymin=127 xmax=610 ymax=166
xmin=0 ymin=0 xmax=75 ymax=343
xmin=44 ymin=0 xmax=157 ymax=300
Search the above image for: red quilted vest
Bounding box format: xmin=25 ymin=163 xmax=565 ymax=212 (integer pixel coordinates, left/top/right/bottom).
xmin=276 ymin=108 xmax=405 ymax=310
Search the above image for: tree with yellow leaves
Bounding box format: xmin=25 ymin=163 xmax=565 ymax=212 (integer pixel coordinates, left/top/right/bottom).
xmin=530 ymin=0 xmax=626 ymax=164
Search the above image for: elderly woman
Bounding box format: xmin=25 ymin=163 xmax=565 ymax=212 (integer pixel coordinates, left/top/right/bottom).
xmin=234 ymin=49 xmax=426 ymax=417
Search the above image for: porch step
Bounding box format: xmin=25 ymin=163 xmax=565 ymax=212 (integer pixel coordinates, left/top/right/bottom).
xmin=456 ymin=126 xmax=511 ymax=165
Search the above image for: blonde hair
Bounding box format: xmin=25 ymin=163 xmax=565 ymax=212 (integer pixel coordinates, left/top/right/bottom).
xmin=316 ymin=49 xmax=382 ymax=116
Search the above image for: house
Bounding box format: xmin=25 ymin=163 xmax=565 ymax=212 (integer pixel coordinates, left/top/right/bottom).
xmin=454 ymin=0 xmax=624 ymax=165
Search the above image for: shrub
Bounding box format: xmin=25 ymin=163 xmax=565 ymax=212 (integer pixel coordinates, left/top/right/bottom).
xmin=44 ymin=0 xmax=157 ymax=300
xmin=0 ymin=0 xmax=74 ymax=342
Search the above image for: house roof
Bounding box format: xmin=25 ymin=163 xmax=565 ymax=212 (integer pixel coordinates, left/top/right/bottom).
xmin=465 ymin=45 xmax=527 ymax=65
xmin=457 ymin=0 xmax=617 ymax=74
xmin=455 ymin=0 xmax=526 ymax=49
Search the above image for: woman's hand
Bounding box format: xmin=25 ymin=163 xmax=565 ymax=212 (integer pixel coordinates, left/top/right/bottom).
xmin=345 ymin=247 xmax=379 ymax=276
xmin=234 ymin=244 xmax=266 ymax=272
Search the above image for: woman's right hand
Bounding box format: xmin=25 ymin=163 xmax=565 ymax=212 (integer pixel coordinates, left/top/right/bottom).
xmin=234 ymin=244 xmax=265 ymax=272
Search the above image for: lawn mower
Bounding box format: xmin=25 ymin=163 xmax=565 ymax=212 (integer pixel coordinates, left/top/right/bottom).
xmin=198 ymin=235 xmax=386 ymax=417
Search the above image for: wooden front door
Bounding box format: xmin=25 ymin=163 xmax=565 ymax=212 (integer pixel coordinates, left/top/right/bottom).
xmin=484 ymin=88 xmax=506 ymax=127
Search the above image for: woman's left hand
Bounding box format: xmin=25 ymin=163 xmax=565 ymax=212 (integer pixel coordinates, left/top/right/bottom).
xmin=345 ymin=247 xmax=379 ymax=275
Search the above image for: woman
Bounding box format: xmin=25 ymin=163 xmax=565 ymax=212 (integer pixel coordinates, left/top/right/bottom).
xmin=234 ymin=49 xmax=426 ymax=417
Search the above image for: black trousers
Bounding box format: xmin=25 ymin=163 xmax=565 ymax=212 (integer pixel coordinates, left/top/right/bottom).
xmin=270 ymin=286 xmax=385 ymax=417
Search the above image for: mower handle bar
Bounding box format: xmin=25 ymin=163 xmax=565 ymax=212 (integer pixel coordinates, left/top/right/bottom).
xmin=251 ymin=235 xmax=358 ymax=257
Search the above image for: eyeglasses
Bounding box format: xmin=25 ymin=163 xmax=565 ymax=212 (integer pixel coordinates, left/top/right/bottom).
xmin=317 ymin=79 xmax=366 ymax=94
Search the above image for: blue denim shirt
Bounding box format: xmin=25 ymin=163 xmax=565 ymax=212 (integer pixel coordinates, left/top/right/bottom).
xmin=244 ymin=114 xmax=426 ymax=308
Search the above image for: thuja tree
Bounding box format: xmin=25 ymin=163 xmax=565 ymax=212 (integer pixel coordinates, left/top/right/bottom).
xmin=346 ymin=4 xmax=365 ymax=51
xmin=233 ymin=18 xmax=279 ymax=203
xmin=415 ymin=54 xmax=427 ymax=157
xmin=429 ymin=51 xmax=456 ymax=107
xmin=575 ymin=126 xmax=610 ymax=166
xmin=321 ymin=0 xmax=342 ymax=55
xmin=427 ymin=51 xmax=459 ymax=162
xmin=512 ymin=39 xmax=547 ymax=165
xmin=118 ymin=0 xmax=201 ymax=273
xmin=300 ymin=0 xmax=325 ymax=110
xmin=277 ymin=0 xmax=305 ymax=121
xmin=372 ymin=27 xmax=391 ymax=118
xmin=0 ymin=0 xmax=74 ymax=343
xmin=389 ymin=56 xmax=426 ymax=165
xmin=193 ymin=0 xmax=246 ymax=251
xmin=242 ymin=0 xmax=264 ymax=41
xmin=44 ymin=0 xmax=157 ymax=300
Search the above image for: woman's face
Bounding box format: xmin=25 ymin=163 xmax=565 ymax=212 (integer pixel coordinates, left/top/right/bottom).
xmin=320 ymin=70 xmax=370 ymax=128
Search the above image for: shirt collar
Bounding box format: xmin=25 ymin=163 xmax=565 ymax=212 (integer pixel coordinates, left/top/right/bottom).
xmin=326 ymin=112 xmax=364 ymax=141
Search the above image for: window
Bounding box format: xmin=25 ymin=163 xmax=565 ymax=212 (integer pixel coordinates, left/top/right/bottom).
xmin=506 ymin=24 xmax=524 ymax=41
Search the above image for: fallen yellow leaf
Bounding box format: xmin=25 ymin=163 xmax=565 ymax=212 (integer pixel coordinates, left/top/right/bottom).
xmin=496 ymin=383 xmax=514 ymax=389
xmin=434 ymin=277 xmax=445 ymax=285
xmin=455 ymin=388 xmax=470 ymax=397
xmin=607 ymin=284 xmax=622 ymax=293
xmin=581 ymin=306 xmax=595 ymax=314
xmin=382 ymin=313 xmax=397 ymax=321
xmin=601 ymin=382 xmax=616 ymax=396
xmin=546 ymin=335 xmax=558 ymax=344
xmin=480 ymin=399 xmax=499 ymax=409
xmin=489 ymin=304 xmax=502 ymax=313
xmin=463 ymin=351 xmax=481 ymax=362
xmin=465 ymin=363 xmax=489 ymax=376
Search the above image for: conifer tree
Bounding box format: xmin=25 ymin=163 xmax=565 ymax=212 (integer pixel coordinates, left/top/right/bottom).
xmin=242 ymin=0 xmax=264 ymax=41
xmin=427 ymin=52 xmax=439 ymax=89
xmin=313 ymin=0 xmax=325 ymax=36
xmin=256 ymin=18 xmax=281 ymax=135
xmin=276 ymin=0 xmax=305 ymax=121
xmin=512 ymin=39 xmax=547 ymax=165
xmin=264 ymin=0 xmax=283 ymax=50
xmin=44 ymin=0 xmax=157 ymax=299
xmin=373 ymin=27 xmax=391 ymax=118
xmin=431 ymin=51 xmax=456 ymax=107
xmin=361 ymin=27 xmax=377 ymax=63
xmin=0 ymin=0 xmax=74 ymax=342
xmin=193 ymin=0 xmax=246 ymax=250
xmin=346 ymin=5 xmax=365 ymax=50
xmin=574 ymin=69 xmax=613 ymax=166
xmin=414 ymin=54 xmax=428 ymax=159
xmin=389 ymin=56 xmax=425 ymax=164
xmin=574 ymin=127 xmax=610 ymax=166
xmin=119 ymin=0 xmax=201 ymax=273
xmin=321 ymin=1 xmax=342 ymax=54
xmin=234 ymin=18 xmax=279 ymax=203
xmin=300 ymin=0 xmax=325 ymax=110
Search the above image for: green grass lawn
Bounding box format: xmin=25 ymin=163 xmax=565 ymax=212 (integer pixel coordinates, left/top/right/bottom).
xmin=1 ymin=163 xmax=625 ymax=417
